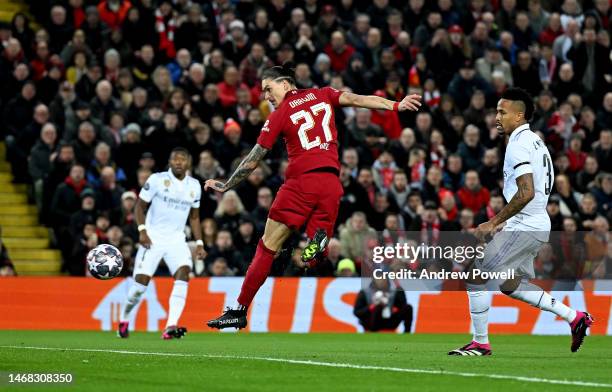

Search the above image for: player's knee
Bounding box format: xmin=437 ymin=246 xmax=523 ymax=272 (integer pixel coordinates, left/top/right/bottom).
xmin=174 ymin=266 xmax=191 ymax=282
xmin=135 ymin=274 xmax=151 ymax=286
xmin=262 ymin=223 xmax=291 ymax=251
xmin=500 ymin=278 xmax=520 ymax=295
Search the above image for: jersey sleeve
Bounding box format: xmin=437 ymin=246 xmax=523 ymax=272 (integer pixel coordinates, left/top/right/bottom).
xmin=508 ymin=142 xmax=534 ymax=178
xmin=191 ymin=181 xmax=201 ymax=209
xmin=322 ymin=86 xmax=343 ymax=107
xmin=139 ymin=174 xmax=157 ymax=202
xmin=256 ymin=110 xmax=284 ymax=149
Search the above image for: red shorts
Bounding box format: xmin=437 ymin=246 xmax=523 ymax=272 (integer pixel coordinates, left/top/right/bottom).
xmin=269 ymin=171 xmax=343 ymax=239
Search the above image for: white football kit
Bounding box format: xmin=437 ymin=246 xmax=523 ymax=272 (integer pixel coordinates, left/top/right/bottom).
xmin=134 ymin=169 xmax=201 ymax=276
xmin=480 ymin=124 xmax=554 ymax=278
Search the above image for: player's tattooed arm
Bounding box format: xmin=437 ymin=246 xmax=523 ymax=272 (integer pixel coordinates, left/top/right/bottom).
xmin=205 ymin=144 xmax=269 ymax=192
xmin=490 ymin=173 xmax=535 ymax=227
xmin=476 ymin=173 xmax=534 ymax=240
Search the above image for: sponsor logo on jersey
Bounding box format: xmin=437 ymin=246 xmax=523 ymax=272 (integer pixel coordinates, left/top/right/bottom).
xmin=143 ymin=182 xmax=150 ymax=190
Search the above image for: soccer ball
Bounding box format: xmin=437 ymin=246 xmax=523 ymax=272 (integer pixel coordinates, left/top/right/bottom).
xmin=87 ymin=244 xmax=123 ymax=280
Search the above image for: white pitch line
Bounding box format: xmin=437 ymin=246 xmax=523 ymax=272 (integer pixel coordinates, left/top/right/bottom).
xmin=1 ymin=345 xmax=611 ymax=389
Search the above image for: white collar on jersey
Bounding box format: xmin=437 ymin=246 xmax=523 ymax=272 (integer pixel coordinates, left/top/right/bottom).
xmin=510 ymin=123 xmax=530 ymax=140
xmin=168 ymin=168 xmax=186 ymax=183
xmin=511 ymin=123 xmax=530 ymax=134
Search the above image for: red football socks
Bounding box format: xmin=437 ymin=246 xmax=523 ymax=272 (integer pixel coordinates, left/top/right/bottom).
xmin=237 ymin=239 xmax=276 ymax=307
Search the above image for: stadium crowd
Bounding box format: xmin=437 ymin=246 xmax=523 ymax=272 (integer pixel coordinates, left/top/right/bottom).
xmin=0 ymin=0 xmax=611 ymax=279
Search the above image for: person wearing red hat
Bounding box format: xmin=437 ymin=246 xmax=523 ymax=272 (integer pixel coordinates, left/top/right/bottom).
xmin=205 ymin=62 xmax=421 ymax=330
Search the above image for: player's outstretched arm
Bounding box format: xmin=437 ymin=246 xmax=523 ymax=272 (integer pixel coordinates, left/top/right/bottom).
xmin=204 ymin=144 xmax=269 ymax=193
xmin=475 ymin=173 xmax=535 ymax=240
xmin=338 ymin=91 xmax=422 ymax=112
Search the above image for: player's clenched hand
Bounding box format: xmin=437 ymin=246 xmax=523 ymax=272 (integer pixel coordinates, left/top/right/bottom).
xmin=139 ymin=230 xmax=152 ymax=249
xmin=474 ymin=221 xmax=497 ymax=242
xmin=204 ymin=179 xmax=227 ymax=193
xmin=398 ymin=94 xmax=422 ymax=112
xmin=195 ymin=245 xmax=206 ymax=259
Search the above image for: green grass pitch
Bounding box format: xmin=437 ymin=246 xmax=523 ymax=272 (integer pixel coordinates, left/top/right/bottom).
xmin=0 ymin=331 xmax=611 ymax=391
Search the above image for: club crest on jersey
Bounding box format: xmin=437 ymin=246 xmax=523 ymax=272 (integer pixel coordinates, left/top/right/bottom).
xmin=190 ymin=190 xmax=195 ymax=198
xmin=164 ymin=179 xmax=171 ymax=188
xmin=261 ymin=120 xmax=270 ymax=132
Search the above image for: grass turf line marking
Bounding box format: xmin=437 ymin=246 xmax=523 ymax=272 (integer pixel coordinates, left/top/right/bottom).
xmin=1 ymin=345 xmax=611 ymax=389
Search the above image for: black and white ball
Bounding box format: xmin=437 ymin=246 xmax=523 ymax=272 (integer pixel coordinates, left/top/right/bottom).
xmin=87 ymin=244 xmax=123 ymax=280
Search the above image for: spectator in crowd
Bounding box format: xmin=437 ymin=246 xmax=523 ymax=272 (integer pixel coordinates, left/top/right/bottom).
xmin=354 ymin=277 xmax=413 ymax=332
xmin=457 ymin=124 xmax=485 ymax=171
xmin=205 ymin=229 xmax=244 ymax=275
xmin=554 ymin=173 xmax=583 ymax=217
xmin=69 ymin=188 xmax=97 ymax=237
xmin=476 ymin=190 xmax=505 ymax=225
xmin=28 ymin=122 xmax=57 ymax=210
xmin=457 ymin=170 xmax=490 ymax=214
xmin=340 ymin=212 xmax=377 ymax=267
xmin=336 ymin=258 xmax=357 ymax=277
xmin=448 ymin=60 xmax=492 ymax=111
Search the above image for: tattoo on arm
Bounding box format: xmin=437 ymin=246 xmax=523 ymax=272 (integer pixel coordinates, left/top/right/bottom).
xmin=491 ymin=173 xmax=534 ymax=226
xmin=223 ymin=144 xmax=268 ymax=191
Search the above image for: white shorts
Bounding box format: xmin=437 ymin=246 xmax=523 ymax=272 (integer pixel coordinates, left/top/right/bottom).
xmin=478 ymin=231 xmax=544 ymax=279
xmin=133 ymin=241 xmax=192 ymax=277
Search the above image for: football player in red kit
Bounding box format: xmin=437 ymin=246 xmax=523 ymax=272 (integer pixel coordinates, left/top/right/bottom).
xmin=205 ymin=62 xmax=421 ymax=329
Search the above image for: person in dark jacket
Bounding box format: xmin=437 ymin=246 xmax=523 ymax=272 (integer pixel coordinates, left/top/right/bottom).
xmin=204 ymin=230 xmax=245 ymax=274
xmin=567 ymin=27 xmax=612 ymax=105
xmin=50 ymin=163 xmax=91 ymax=261
xmin=354 ymin=277 xmax=413 ymax=333
xmin=448 ymin=60 xmax=493 ymax=111
xmin=68 ymin=188 xmax=97 ymax=238
xmin=29 ymin=123 xmax=58 ymax=211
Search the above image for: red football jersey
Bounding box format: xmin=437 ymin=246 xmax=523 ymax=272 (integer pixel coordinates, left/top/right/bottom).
xmin=257 ymin=87 xmax=343 ymax=179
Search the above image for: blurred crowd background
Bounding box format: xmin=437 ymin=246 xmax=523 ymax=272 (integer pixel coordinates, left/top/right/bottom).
xmin=0 ymin=0 xmax=611 ymax=279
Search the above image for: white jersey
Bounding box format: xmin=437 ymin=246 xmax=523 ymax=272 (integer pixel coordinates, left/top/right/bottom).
xmin=502 ymin=124 xmax=553 ymax=240
xmin=139 ymin=169 xmax=201 ymax=244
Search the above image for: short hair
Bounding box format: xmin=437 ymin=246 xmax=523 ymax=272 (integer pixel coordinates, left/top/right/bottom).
xmin=261 ymin=61 xmax=296 ymax=85
xmin=170 ymin=147 xmax=190 ymax=158
xmin=501 ymin=87 xmax=535 ymax=121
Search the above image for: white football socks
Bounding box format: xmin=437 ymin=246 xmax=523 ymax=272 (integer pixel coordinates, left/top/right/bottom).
xmin=508 ymin=281 xmax=576 ymax=323
xmin=467 ymin=283 xmax=490 ymax=344
xmin=166 ymin=280 xmax=189 ymax=328
xmin=120 ymin=281 xmax=147 ymax=323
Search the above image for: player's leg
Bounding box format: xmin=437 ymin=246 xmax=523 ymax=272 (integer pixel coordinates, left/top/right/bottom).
xmin=501 ymin=276 xmax=592 ymax=352
xmin=118 ymin=246 xmax=161 ymax=338
xmin=236 ymin=218 xmax=292 ymax=307
xmin=208 ymin=179 xmax=311 ymax=329
xmin=450 ymin=233 xmax=503 ymax=356
xmin=161 ymin=243 xmax=192 ymax=339
xmin=498 ymin=233 xmax=592 ymax=352
xmin=302 ymin=172 xmax=343 ymax=267
xmin=207 ymin=218 xmax=292 ymax=329
xmin=448 ymin=263 xmax=492 ymax=356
